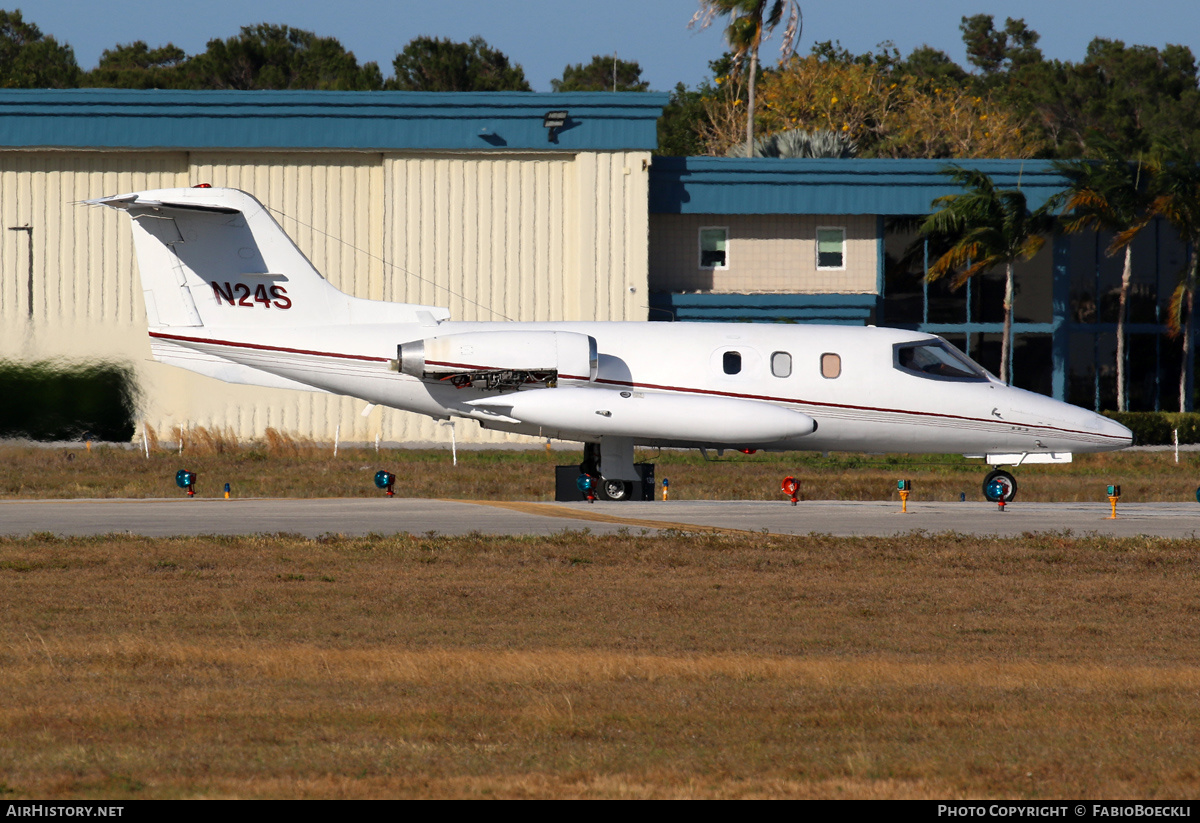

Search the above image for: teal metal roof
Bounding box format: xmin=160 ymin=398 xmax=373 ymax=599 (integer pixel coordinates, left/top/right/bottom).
xmin=650 ymin=157 xmax=1069 ymax=215
xmin=649 ymin=292 xmax=878 ymax=325
xmin=0 ymin=90 xmax=669 ymax=151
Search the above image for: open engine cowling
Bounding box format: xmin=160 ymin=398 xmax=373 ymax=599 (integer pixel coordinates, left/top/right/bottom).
xmin=397 ymin=330 xmax=597 ymax=390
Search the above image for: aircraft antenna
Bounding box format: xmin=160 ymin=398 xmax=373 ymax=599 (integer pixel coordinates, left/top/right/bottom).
xmin=267 ymin=207 xmax=514 ymax=321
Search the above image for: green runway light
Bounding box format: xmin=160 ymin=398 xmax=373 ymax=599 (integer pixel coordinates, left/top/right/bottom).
xmin=374 ymin=470 xmax=396 ymax=497
xmin=175 ymin=469 xmax=196 ymax=497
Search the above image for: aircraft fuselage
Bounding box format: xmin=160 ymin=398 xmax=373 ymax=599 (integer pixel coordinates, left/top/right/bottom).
xmin=147 ymin=320 xmax=1130 ymax=456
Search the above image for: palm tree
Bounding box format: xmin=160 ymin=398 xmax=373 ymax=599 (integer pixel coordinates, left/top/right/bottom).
xmin=1148 ymin=145 xmax=1200 ymax=412
xmin=1056 ymin=140 xmax=1154 ymax=411
xmin=919 ymin=166 xmax=1058 ymax=385
xmin=726 ymin=127 xmax=857 ymax=158
xmin=690 ymin=1 xmax=801 ymax=158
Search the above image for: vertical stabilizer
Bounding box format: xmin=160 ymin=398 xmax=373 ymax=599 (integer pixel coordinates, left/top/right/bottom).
xmin=89 ymin=187 xmax=448 ymax=329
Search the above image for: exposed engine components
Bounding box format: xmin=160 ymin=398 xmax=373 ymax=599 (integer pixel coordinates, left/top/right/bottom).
xmin=395 ymin=330 xmax=597 ymax=391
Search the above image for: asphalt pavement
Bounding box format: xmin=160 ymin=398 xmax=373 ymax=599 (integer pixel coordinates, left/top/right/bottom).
xmin=3 ymin=497 xmax=1199 ymax=538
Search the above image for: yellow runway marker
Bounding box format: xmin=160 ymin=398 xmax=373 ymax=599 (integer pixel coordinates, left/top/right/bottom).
xmin=455 ymin=499 xmax=759 ymax=536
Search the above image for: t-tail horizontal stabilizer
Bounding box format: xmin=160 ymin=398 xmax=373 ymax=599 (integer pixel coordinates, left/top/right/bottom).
xmin=87 ymin=187 xmax=449 ymax=332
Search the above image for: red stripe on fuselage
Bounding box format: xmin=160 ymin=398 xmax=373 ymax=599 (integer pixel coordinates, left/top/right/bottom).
xmin=152 ymin=332 xmax=1123 ymax=444
xmin=150 ymin=331 xmax=390 ymax=363
xmin=563 ymin=375 xmax=1124 ymax=445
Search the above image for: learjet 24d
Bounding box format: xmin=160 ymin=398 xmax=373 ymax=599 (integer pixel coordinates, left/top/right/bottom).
xmin=90 ymin=186 xmax=1132 ymax=501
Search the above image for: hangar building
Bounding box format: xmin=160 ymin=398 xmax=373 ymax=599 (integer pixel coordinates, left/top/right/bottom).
xmin=0 ymin=89 xmax=666 ymax=443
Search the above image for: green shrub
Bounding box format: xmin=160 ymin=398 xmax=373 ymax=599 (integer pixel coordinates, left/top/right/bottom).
xmin=1168 ymin=413 xmax=1200 ymax=444
xmin=0 ymin=360 xmax=137 ymax=442
xmin=1103 ymin=411 xmax=1200 ymax=445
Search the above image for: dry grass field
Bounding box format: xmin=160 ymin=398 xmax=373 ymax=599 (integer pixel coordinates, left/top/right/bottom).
xmin=2 ymin=530 xmax=1199 ymax=799
xmin=3 ymin=437 xmax=1200 ymax=798
xmin=1 ymin=430 xmax=1198 ymax=503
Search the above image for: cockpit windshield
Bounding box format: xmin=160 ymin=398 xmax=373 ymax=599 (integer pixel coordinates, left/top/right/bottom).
xmin=894 ymin=339 xmax=992 ymax=382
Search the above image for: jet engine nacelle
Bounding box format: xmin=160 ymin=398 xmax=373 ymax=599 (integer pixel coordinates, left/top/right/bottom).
xmin=397 ymin=330 xmax=598 ymax=390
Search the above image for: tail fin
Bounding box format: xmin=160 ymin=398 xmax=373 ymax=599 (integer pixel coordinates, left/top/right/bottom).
xmin=89 ymin=186 xmax=447 ymax=329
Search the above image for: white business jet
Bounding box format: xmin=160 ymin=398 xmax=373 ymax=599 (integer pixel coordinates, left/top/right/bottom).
xmin=90 ymin=186 xmax=1131 ymax=501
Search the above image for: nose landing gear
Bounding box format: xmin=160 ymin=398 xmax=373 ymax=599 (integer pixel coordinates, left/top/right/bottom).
xmin=983 ymin=469 xmax=1017 ymax=504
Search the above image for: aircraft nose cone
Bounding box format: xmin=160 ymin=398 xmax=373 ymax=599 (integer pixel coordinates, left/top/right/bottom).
xmin=1016 ymin=391 xmax=1133 ymax=452
xmin=1096 ymin=414 xmax=1134 ymax=448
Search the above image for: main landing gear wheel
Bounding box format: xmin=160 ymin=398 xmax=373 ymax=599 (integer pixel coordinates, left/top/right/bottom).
xmin=601 ymin=479 xmax=631 ymax=501
xmin=983 ymin=469 xmax=1017 ymax=503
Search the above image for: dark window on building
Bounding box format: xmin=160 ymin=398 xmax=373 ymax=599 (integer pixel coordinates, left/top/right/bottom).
xmin=927 ymin=275 xmax=966 ymax=324
xmin=882 ymin=226 xmax=925 ymax=325
xmin=1068 ymin=331 xmax=1098 ymax=409
xmin=970 ymin=271 xmax=1008 ymax=324
xmin=817 ymin=227 xmax=845 ymax=269
xmin=1128 ymin=333 xmax=1163 ymax=411
xmin=700 ymin=228 xmax=728 ymax=269
xmin=1011 ymin=334 xmax=1053 ymax=397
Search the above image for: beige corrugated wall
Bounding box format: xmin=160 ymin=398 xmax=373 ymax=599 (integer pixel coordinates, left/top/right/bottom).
xmin=0 ymin=148 xmax=652 ymax=444
xmin=378 ymin=150 xmax=651 ymax=444
xmin=383 ymin=151 xmax=649 ymax=323
xmin=0 ymin=151 xmax=189 ymax=445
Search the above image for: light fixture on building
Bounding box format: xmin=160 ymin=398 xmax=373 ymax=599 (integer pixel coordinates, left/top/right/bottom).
xmin=543 ymin=110 xmax=568 ymax=142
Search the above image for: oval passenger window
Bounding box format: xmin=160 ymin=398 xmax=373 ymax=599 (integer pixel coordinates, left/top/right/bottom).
xmin=821 ymin=353 xmax=841 ymax=379
xmin=723 ymin=351 xmax=742 ymax=375
xmin=771 ymin=351 xmax=792 ymax=378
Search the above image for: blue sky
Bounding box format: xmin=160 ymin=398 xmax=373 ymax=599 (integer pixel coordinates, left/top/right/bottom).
xmin=26 ymin=0 xmax=1200 ymax=92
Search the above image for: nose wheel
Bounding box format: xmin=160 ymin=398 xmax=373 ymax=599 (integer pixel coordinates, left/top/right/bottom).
xmin=982 ymin=469 xmax=1017 ymax=503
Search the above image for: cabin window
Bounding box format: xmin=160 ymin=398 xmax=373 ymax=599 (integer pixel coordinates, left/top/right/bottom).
xmin=700 ymin=227 xmax=728 ymax=269
xmin=821 ymin=353 xmax=841 ymax=379
xmin=771 ymin=351 xmax=792 ymax=378
xmin=816 ymin=227 xmax=845 ymax=270
xmin=723 ymin=350 xmax=742 ymax=375
xmin=894 ymin=340 xmax=989 ymax=381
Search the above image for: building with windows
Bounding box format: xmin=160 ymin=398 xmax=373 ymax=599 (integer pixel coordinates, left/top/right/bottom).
xmin=648 ymin=157 xmax=1194 ymax=412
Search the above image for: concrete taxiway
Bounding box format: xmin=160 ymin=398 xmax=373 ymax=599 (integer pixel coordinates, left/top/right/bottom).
xmin=2 ymin=497 xmax=1199 ymax=538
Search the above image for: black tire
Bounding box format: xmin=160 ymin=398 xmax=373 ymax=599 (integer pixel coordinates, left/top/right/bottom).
xmin=601 ymin=479 xmax=630 ymax=501
xmin=983 ymin=469 xmax=1017 ymax=503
